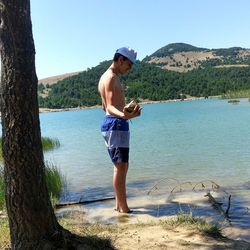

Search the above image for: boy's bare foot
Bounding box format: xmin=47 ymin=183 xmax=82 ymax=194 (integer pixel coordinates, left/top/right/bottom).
xmin=115 ymin=209 xmax=133 ymax=214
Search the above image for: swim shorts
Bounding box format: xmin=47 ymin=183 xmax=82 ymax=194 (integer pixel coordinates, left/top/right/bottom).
xmin=101 ymin=115 xmax=130 ymax=164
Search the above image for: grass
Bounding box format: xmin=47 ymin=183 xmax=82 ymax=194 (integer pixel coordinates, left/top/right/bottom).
xmin=228 ymin=99 xmax=240 ymax=104
xmin=0 ymin=136 xmax=62 ymax=208
xmin=0 ymin=217 xmax=115 ymax=250
xmin=60 ymin=220 xmax=115 ymax=249
xmin=0 ymin=167 xmax=4 ymax=210
xmin=60 ymin=218 xmax=118 ymax=236
xmin=45 ymin=161 xmax=66 ymax=205
xmin=0 ymin=136 xmax=60 ymax=161
xmin=161 ymin=212 xmax=222 ymax=237
xmin=0 ymin=162 xmax=67 ymax=248
xmin=0 ymin=162 xmax=66 ymax=211
xmin=0 ymin=218 xmax=10 ymax=249
xmin=41 ymin=137 xmax=60 ymax=151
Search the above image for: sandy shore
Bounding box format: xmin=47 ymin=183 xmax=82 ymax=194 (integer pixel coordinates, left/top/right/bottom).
xmin=107 ymin=223 xmax=250 ymax=250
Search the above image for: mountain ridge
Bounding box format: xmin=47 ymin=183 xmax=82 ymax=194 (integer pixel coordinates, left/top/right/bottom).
xmin=38 ymin=43 xmax=250 ymax=84
xmin=143 ymin=43 xmax=250 ymax=72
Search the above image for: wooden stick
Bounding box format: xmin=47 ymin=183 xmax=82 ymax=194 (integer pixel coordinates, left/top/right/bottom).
xmin=205 ymin=192 xmax=231 ymax=223
xmin=55 ymin=196 xmax=115 ymax=209
xmin=225 ymin=194 xmax=231 ymax=216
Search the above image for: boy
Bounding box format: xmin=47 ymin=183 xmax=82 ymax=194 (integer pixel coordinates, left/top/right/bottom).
xmin=98 ymin=47 xmax=141 ymax=213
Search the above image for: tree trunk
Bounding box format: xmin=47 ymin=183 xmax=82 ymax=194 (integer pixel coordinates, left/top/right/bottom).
xmin=0 ymin=2 xmax=114 ymax=249
xmin=0 ymin=1 xmax=63 ymax=249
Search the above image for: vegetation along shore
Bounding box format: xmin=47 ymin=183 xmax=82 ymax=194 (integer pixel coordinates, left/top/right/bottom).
xmin=0 ymin=137 xmax=64 ymax=210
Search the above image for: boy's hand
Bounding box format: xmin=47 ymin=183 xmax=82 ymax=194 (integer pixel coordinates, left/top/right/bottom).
xmin=123 ymin=101 xmax=142 ymax=119
xmin=124 ymin=100 xmax=137 ymax=113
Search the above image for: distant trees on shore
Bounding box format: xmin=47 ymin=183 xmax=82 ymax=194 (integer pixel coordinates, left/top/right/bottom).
xmin=38 ymin=61 xmax=250 ymax=109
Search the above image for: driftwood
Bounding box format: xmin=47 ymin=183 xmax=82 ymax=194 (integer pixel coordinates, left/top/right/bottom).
xmin=147 ymin=179 xmax=222 ymax=196
xmin=225 ymin=194 xmax=231 ymax=215
xmin=205 ymin=192 xmax=231 ymax=223
xmin=55 ymin=197 xmax=115 ymax=209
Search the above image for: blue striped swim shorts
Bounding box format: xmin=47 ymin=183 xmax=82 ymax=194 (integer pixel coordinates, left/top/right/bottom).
xmin=101 ymin=115 xmax=130 ymax=164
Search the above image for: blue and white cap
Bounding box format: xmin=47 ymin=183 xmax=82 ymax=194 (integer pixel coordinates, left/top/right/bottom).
xmin=116 ymin=47 xmax=137 ymax=64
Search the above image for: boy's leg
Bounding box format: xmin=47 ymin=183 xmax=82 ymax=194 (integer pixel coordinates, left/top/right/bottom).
xmin=113 ymin=162 xmax=130 ymax=213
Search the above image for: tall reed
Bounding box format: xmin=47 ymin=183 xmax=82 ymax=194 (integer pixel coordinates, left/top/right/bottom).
xmin=45 ymin=161 xmax=66 ymax=205
xmin=0 ymin=136 xmax=60 ymax=161
xmin=0 ymin=136 xmax=64 ymax=209
xmin=42 ymin=137 xmax=60 ymax=151
xmin=0 ymin=162 xmax=66 ymax=210
xmin=0 ymin=166 xmax=4 ymax=210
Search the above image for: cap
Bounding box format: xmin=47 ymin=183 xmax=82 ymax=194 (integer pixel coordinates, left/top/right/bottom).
xmin=116 ymin=47 xmax=137 ymax=64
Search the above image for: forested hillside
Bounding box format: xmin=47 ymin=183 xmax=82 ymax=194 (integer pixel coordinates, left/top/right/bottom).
xmin=38 ymin=59 xmax=250 ymax=109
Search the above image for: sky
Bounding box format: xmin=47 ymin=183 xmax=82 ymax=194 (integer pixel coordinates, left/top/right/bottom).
xmin=31 ymin=0 xmax=250 ymax=79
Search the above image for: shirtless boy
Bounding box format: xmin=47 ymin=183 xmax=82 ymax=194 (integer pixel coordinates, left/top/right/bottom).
xmin=98 ymin=47 xmax=141 ymax=213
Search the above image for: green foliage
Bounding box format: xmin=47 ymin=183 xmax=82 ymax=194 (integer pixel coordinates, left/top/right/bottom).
xmin=200 ymin=57 xmax=250 ymax=68
xmin=0 ymin=162 xmax=66 ymax=210
xmin=39 ymin=62 xmax=109 ymax=108
xmin=42 ymin=137 xmax=60 ymax=151
xmin=214 ymin=47 xmax=243 ymax=57
xmin=38 ymin=83 xmax=45 ymax=92
xmin=228 ymin=99 xmax=240 ymax=104
xmin=162 ymin=212 xmax=222 ymax=237
xmin=0 ymin=166 xmax=4 ymax=210
xmin=222 ymin=89 xmax=250 ymax=99
xmin=0 ymin=137 xmax=63 ymax=209
xmin=126 ymin=63 xmax=250 ymax=100
xmin=45 ymin=161 xmax=66 ymax=205
xmin=199 ymin=58 xmax=222 ymax=68
xmin=183 ymin=67 xmax=250 ymax=97
xmin=0 ymin=137 xmax=60 ymax=161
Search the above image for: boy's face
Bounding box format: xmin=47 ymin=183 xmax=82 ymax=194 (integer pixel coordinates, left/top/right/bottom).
xmin=119 ymin=57 xmax=133 ymax=74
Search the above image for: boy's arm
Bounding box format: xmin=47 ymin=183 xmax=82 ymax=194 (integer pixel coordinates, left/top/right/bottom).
xmin=105 ymin=76 xmax=141 ymax=119
xmin=101 ymin=100 xmax=106 ymax=111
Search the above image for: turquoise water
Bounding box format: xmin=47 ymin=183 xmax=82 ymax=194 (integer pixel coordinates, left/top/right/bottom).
xmin=40 ymin=98 xmax=250 ymax=202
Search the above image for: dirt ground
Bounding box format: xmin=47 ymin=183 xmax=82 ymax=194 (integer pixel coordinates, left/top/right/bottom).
xmin=106 ymin=223 xmax=250 ymax=250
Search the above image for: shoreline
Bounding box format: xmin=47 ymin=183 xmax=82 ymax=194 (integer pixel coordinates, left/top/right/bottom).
xmin=39 ymin=105 xmax=101 ymax=113
xmin=39 ymin=96 xmax=218 ymax=113
xmin=57 ymin=186 xmax=250 ymax=244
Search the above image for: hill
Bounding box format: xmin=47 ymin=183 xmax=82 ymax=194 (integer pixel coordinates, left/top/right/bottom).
xmin=38 ymin=71 xmax=82 ymax=98
xmin=38 ymin=71 xmax=82 ymax=86
xmin=38 ymin=43 xmax=250 ymax=109
xmin=143 ymin=43 xmax=250 ymax=72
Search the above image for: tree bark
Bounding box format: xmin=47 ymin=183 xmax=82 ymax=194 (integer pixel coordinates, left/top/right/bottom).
xmin=0 ymin=1 xmax=63 ymax=249
xmin=0 ymin=2 xmax=114 ymax=249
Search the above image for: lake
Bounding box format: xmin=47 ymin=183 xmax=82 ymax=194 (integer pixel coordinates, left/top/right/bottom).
xmin=39 ymin=98 xmax=250 ymax=203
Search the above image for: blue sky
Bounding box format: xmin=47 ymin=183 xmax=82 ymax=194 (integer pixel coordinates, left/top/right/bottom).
xmin=31 ymin=0 xmax=250 ymax=79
